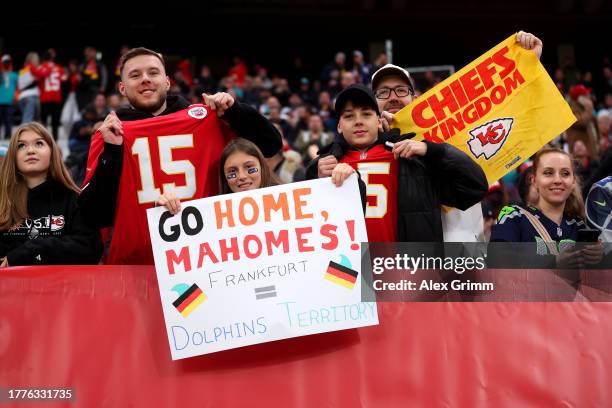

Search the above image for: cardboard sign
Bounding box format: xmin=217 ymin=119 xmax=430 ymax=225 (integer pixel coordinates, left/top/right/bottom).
xmin=147 ymin=175 xmax=378 ymax=359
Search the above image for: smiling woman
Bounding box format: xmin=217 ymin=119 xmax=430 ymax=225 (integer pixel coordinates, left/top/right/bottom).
xmin=490 ymin=147 xmax=603 ymax=268
xmin=0 ymin=122 xmax=102 ymax=266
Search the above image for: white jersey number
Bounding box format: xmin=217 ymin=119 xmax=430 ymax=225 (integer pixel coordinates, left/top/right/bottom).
xmin=132 ymin=135 xmax=196 ymax=204
xmin=356 ymin=162 xmax=390 ymax=219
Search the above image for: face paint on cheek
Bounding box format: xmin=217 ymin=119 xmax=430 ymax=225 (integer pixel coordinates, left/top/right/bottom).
xmin=247 ymin=167 xmax=259 ymax=174
xmin=226 ymin=172 xmax=237 ymax=180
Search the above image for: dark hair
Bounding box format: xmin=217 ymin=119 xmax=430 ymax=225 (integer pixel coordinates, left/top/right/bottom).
xmin=119 ymin=47 xmax=165 ymax=76
xmin=517 ymin=166 xmax=534 ymax=206
xmin=219 ymin=138 xmax=277 ymax=194
xmin=532 ymin=147 xmax=584 ymax=219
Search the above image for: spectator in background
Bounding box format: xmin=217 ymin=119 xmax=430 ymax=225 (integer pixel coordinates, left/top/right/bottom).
xmin=294 ymin=114 xmax=333 ymax=163
xmin=572 ymin=139 xmax=600 ymax=197
xmin=195 ymin=65 xmax=216 ymax=96
xmin=38 ymin=48 xmax=66 ymax=140
xmin=566 ymin=84 xmax=599 ymax=160
xmin=106 ymin=93 xmax=124 ymax=112
xmin=352 ymin=50 xmax=372 ymax=85
xmin=77 ymin=46 xmax=107 ymax=111
xmin=340 ymin=71 xmax=357 ymax=90
xmin=112 ymin=45 xmax=130 ymax=91
xmin=176 ymin=59 xmax=194 ymax=89
xmin=604 ymin=92 xmax=612 ymax=112
xmin=0 ymin=145 xmax=6 ymax=168
xmin=91 ymin=93 xmax=110 ymax=119
xmin=298 ymin=78 xmax=316 ymax=106
xmin=554 ymin=68 xmax=565 ymax=93
xmin=291 ymin=104 xmax=313 ymax=135
xmin=219 ymin=75 xmax=243 ymax=99
xmin=371 ymin=51 xmax=389 ymax=73
xmin=272 ymin=77 xmax=291 ymax=105
xmin=562 ymin=55 xmax=581 ymax=91
xmin=516 ymin=165 xmax=538 ymax=208
xmin=241 ymin=76 xmax=261 ymax=107
xmin=65 ymin=107 xmax=103 ymax=185
xmin=60 ymin=60 xmax=82 ymax=137
xmin=266 ymin=123 xmax=306 ymax=185
xmin=597 ymin=110 xmax=611 ymax=151
xmin=316 ymin=90 xmax=336 ymax=130
xmin=268 ymin=105 xmax=294 ymax=145
xmin=18 ymin=52 xmax=42 ymax=124
xmin=0 ymin=55 xmax=18 ymax=140
xmin=321 ymin=52 xmax=346 ymax=86
xmin=229 ymin=57 xmax=248 ymax=87
xmin=173 ymin=71 xmax=192 ymax=98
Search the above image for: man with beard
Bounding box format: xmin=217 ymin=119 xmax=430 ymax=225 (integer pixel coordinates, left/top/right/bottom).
xmin=79 ymin=47 xmax=281 ymax=264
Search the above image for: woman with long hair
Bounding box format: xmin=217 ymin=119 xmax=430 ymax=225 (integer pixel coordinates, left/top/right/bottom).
xmin=491 ymin=147 xmax=602 ymax=268
xmin=0 ymin=122 xmax=102 ymax=266
xmin=156 ymin=138 xmax=278 ymax=214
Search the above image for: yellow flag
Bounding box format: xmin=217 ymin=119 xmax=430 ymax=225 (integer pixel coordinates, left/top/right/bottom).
xmin=393 ymin=33 xmax=576 ymax=184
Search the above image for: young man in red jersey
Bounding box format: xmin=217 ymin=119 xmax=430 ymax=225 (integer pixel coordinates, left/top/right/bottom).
xmin=79 ymin=47 xmax=281 ymax=264
xmin=322 ymin=84 xmax=488 ymax=242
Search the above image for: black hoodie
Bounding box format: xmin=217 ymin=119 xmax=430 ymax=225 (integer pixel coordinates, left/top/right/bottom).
xmin=0 ymin=179 xmax=103 ymax=265
xmin=79 ymin=95 xmax=282 ymax=228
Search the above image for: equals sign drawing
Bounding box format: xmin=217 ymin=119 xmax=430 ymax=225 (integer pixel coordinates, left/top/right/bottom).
xmin=255 ymin=285 xmax=277 ymax=300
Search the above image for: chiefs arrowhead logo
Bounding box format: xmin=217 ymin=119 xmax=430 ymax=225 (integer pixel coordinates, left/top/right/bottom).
xmin=50 ymin=215 xmax=65 ymax=231
xmin=467 ymin=118 xmax=514 ymax=160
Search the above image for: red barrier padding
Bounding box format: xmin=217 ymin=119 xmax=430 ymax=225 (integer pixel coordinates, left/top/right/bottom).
xmin=1 ymin=265 xmax=611 ymax=406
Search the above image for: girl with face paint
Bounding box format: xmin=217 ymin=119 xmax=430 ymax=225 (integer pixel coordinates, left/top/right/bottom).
xmin=156 ymin=138 xmax=278 ymax=214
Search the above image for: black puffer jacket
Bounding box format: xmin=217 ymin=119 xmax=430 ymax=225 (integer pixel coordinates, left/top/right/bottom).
xmin=307 ymin=129 xmax=488 ymax=242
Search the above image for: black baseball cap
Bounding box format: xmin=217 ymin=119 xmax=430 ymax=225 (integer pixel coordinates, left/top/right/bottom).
xmin=334 ymin=84 xmax=380 ymax=116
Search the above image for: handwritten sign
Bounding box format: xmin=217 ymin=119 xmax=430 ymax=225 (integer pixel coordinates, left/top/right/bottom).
xmin=147 ymin=175 xmax=378 ymax=359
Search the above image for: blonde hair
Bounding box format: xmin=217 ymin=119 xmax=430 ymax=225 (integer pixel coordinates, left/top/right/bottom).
xmin=532 ymin=147 xmax=585 ymax=219
xmin=0 ymin=122 xmax=79 ymax=231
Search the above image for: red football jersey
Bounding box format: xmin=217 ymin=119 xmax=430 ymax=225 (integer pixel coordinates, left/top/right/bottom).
xmin=83 ymin=105 xmax=232 ymax=265
xmin=340 ymin=144 xmax=398 ymax=242
xmin=39 ymin=62 xmax=66 ymax=103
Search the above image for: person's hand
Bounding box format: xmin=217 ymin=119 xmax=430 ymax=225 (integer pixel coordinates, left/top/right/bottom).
xmin=392 ymin=139 xmax=427 ymax=160
xmin=380 ymin=111 xmax=394 ymax=132
xmin=516 ymin=31 xmax=543 ymax=59
xmin=556 ymin=247 xmax=583 ymax=269
xmin=202 ymin=92 xmax=235 ymax=116
xmin=318 ymin=155 xmax=338 ymax=178
xmin=307 ymin=144 xmax=319 ymax=160
xmin=581 ymin=241 xmax=604 ymax=266
xmin=330 ymin=163 xmax=355 ymax=187
xmin=99 ymin=111 xmax=123 ymax=145
xmin=0 ymin=257 xmax=8 ymax=268
xmin=156 ymin=191 xmax=181 ymax=215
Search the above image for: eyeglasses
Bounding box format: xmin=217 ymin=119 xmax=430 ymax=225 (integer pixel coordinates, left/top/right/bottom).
xmin=374 ymin=86 xmax=414 ymax=99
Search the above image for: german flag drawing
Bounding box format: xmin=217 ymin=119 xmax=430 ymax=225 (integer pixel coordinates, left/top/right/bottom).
xmin=172 ymin=283 xmax=207 ymax=317
xmin=325 ymin=260 xmax=359 ymax=289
